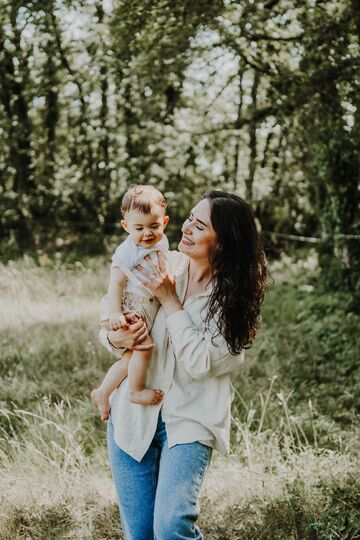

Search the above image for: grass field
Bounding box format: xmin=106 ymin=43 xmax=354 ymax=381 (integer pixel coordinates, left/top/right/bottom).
xmin=1 ymin=252 xmax=359 ymax=539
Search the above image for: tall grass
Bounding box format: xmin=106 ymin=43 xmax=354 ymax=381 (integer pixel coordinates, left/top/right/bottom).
xmin=1 ymin=253 xmax=359 ymax=539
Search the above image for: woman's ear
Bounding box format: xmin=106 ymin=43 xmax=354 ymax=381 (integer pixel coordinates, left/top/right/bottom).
xmin=121 ymin=220 xmax=128 ymax=232
xmin=163 ymin=215 xmax=170 ymax=229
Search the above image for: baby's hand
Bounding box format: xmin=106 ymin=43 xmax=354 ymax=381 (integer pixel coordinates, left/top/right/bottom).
xmin=109 ymin=312 xmax=129 ymax=330
xmin=125 ymin=312 xmax=141 ymax=325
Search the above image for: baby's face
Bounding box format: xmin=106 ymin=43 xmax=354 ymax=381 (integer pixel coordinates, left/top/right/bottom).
xmin=121 ymin=207 xmax=169 ymax=248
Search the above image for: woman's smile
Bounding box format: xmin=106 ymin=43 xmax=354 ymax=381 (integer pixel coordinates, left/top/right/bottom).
xmin=180 ymin=235 xmax=195 ymax=246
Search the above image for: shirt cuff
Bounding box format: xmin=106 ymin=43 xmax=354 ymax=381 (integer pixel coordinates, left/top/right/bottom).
xmin=99 ymin=329 xmax=125 ymax=358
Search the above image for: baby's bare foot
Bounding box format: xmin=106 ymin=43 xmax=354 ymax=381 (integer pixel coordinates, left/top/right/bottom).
xmin=91 ymin=388 xmax=110 ymax=421
xmin=129 ymin=388 xmax=164 ymax=406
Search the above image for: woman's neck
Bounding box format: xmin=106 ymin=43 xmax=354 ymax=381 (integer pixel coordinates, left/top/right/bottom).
xmin=187 ymin=259 xmax=213 ymax=291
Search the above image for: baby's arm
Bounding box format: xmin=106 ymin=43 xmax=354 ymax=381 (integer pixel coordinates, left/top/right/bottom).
xmin=108 ymin=266 xmax=128 ymax=330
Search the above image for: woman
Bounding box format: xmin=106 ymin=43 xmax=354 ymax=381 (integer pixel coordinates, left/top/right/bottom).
xmin=100 ymin=191 xmax=268 ymax=540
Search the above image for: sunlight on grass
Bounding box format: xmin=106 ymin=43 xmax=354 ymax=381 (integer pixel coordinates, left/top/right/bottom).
xmin=1 ymin=256 xmax=359 ymax=539
xmin=0 ymin=298 xmax=100 ymax=330
xmin=1 ymin=402 xmax=358 ymax=539
xmin=0 ymin=257 xmax=107 ymax=330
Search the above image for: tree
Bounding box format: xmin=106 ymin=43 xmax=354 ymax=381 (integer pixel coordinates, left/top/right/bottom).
xmin=0 ymin=0 xmax=358 ymax=299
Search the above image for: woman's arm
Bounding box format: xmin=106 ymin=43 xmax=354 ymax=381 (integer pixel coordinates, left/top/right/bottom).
xmin=166 ymin=309 xmax=245 ymax=380
xmin=99 ymin=318 xmax=153 ymax=357
xmin=135 ymin=251 xmax=244 ymax=380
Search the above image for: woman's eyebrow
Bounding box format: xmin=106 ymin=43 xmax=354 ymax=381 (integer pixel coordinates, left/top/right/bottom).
xmin=190 ymin=211 xmax=208 ymax=228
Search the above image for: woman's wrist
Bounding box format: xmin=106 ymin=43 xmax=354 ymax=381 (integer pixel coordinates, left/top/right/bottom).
xmin=161 ymin=297 xmax=183 ymax=318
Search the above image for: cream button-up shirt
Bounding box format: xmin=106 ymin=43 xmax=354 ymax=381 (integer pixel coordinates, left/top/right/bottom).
xmin=100 ymin=251 xmax=245 ymax=462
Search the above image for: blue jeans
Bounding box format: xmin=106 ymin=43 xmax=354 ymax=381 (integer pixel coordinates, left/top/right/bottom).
xmin=107 ymin=415 xmax=212 ymax=540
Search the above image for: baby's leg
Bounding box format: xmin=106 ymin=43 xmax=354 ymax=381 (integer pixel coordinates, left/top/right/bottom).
xmin=91 ymin=352 xmax=130 ymax=421
xmin=128 ymin=336 xmax=164 ymax=406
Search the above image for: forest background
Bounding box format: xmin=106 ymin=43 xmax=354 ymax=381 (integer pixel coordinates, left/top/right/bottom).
xmin=0 ymin=0 xmax=359 ymax=539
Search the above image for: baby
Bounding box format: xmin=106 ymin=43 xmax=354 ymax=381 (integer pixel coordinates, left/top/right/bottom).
xmin=91 ymin=185 xmax=169 ymax=421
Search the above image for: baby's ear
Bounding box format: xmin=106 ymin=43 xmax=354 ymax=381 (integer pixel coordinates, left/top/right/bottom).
xmin=121 ymin=219 xmax=128 ymax=232
xmin=163 ymin=215 xmax=169 ymax=228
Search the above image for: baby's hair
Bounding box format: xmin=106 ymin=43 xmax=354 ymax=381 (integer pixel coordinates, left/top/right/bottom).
xmin=121 ymin=185 xmax=166 ymax=216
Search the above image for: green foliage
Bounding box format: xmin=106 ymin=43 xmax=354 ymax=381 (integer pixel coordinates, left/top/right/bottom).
xmin=0 ymin=0 xmax=359 ymax=298
xmin=200 ymin=474 xmax=360 ymax=539
xmin=313 ymin=483 xmax=360 ymax=540
xmin=264 ymin=282 xmax=359 ymax=415
xmin=232 ymin=251 xmax=360 ymax=449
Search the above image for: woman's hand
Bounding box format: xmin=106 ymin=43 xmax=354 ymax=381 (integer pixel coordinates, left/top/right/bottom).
xmin=107 ymin=317 xmax=153 ymax=351
xmin=109 ymin=310 xmax=129 ymax=331
xmin=136 ymin=251 xmax=182 ymax=317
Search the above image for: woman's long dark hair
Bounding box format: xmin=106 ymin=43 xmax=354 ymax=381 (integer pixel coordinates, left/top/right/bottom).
xmin=204 ymin=191 xmax=268 ymax=355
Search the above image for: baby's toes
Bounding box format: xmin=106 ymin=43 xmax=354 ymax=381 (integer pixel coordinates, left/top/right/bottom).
xmin=102 ymin=413 xmax=109 ymax=422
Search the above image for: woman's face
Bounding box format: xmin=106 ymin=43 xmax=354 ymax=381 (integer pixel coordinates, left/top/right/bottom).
xmin=179 ymin=199 xmax=217 ymax=262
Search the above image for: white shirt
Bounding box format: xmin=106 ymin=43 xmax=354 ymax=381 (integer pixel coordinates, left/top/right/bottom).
xmin=100 ymin=251 xmax=245 ymax=462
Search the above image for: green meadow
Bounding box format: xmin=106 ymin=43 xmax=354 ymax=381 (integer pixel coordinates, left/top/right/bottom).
xmin=1 ymin=252 xmax=359 ymax=539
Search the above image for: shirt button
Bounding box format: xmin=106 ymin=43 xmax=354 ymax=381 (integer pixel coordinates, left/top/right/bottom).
xmin=149 ymin=298 xmax=153 ymax=303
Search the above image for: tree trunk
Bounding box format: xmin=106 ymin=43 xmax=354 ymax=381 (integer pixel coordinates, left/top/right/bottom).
xmin=246 ymin=70 xmax=260 ymax=203
xmin=233 ymin=65 xmax=244 ymax=191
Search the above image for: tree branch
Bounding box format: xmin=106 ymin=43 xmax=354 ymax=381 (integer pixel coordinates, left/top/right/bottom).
xmin=174 ymin=106 xmax=274 ymax=136
xmin=247 ymin=31 xmax=303 ymax=42
xmin=237 ymin=49 xmax=277 ymax=76
xmin=204 ymin=72 xmax=239 ymax=117
xmin=264 ymin=0 xmax=282 ymax=9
